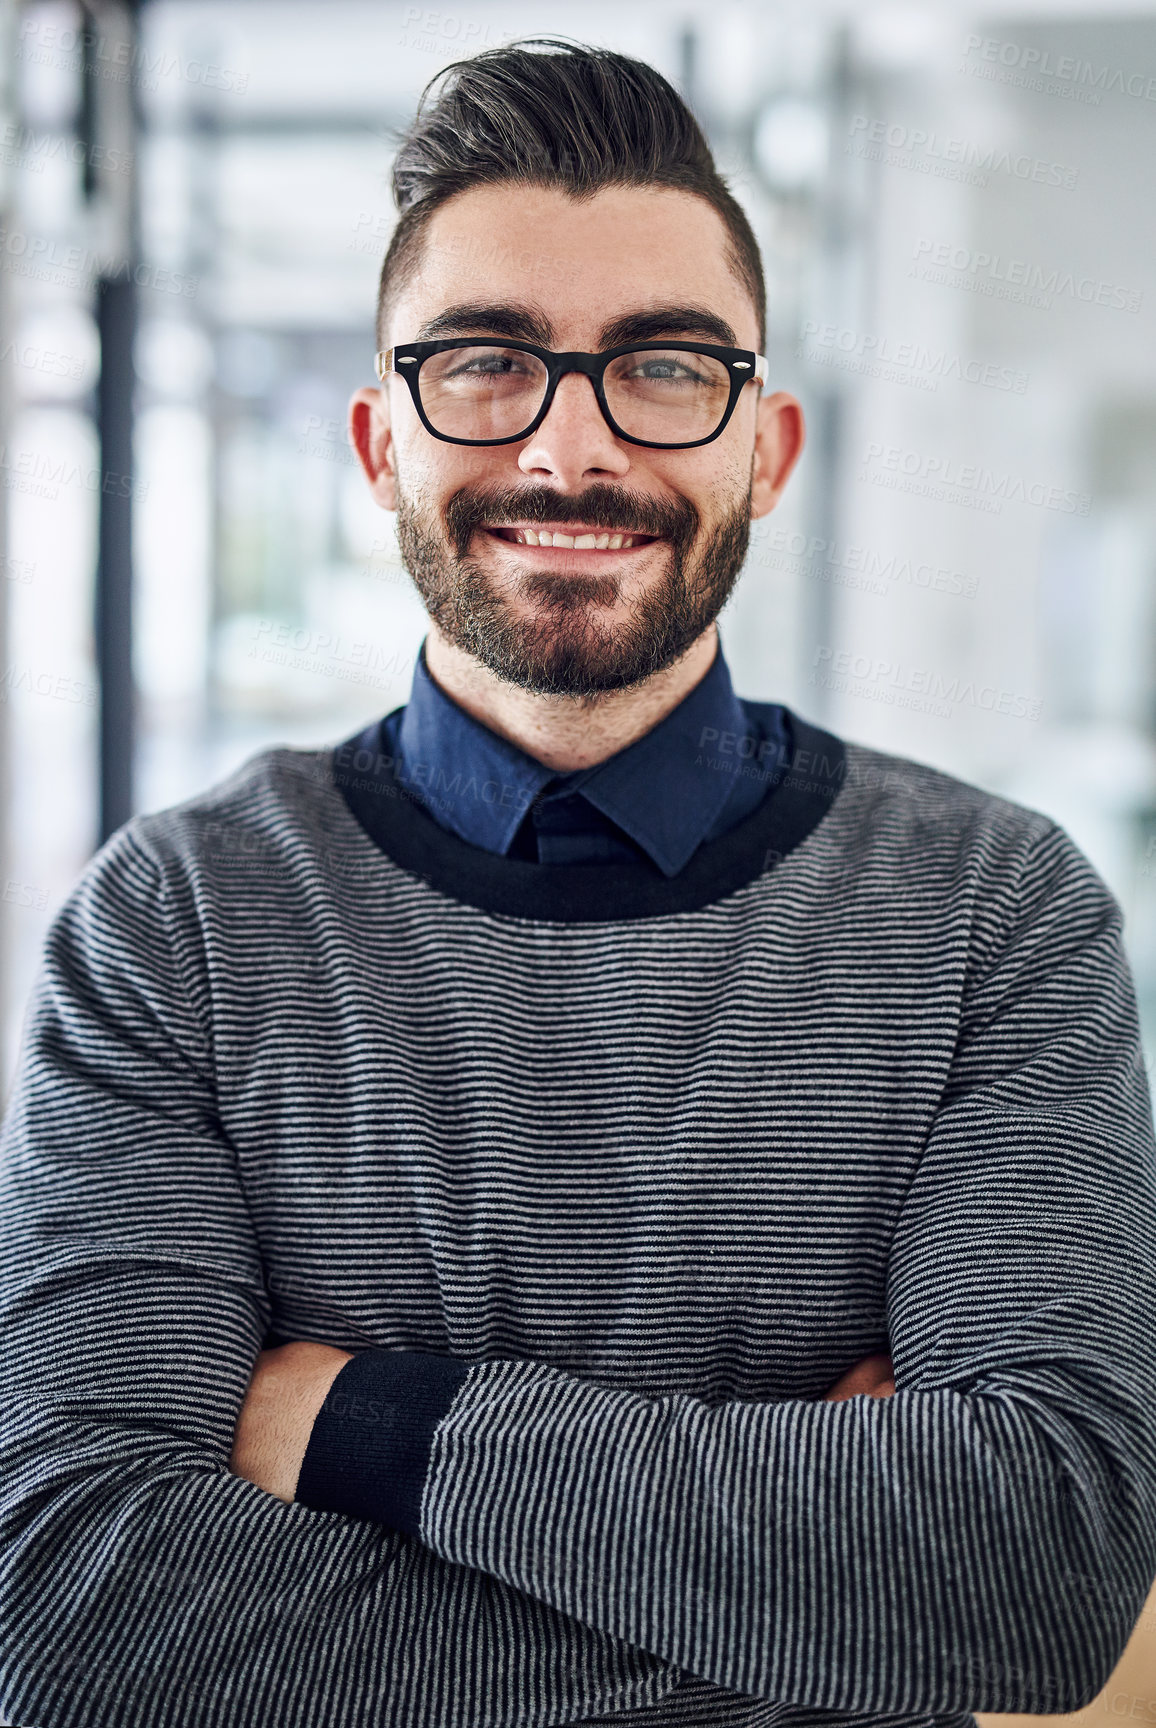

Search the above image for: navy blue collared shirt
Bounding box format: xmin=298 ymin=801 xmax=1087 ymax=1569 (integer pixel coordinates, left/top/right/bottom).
xmin=373 ymin=636 xmax=793 ymax=878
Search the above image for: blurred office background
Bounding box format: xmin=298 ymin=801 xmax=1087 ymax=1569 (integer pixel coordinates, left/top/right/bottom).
xmin=2 ymin=0 xmax=1156 ymax=1717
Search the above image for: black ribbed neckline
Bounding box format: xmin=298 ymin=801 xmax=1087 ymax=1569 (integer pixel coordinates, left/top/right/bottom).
xmin=329 ymin=708 xmax=848 ymax=923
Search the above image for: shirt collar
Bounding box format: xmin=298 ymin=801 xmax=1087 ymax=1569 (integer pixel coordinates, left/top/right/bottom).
xmin=397 ymin=635 xmax=755 ymax=876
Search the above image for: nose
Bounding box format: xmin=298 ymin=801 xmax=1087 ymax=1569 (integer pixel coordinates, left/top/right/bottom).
xmin=516 ymin=368 xmax=631 ymax=486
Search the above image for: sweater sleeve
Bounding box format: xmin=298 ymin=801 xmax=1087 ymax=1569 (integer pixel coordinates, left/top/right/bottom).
xmin=0 ymin=824 xmax=678 ymax=1728
xmin=310 ymin=818 xmax=1156 ymax=1717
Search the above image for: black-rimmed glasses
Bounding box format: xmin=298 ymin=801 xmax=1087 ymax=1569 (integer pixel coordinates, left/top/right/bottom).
xmin=375 ymin=338 xmax=769 ymax=449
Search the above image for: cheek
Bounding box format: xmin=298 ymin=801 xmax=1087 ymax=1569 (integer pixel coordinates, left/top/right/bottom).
xmin=392 ymin=445 xmax=442 ymax=512
xmin=659 ymin=460 xmax=746 ymax=520
xmin=709 ymin=449 xmax=755 ymax=502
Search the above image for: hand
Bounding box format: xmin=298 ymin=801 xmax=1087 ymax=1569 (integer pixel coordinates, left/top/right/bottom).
xmin=822 ymin=1351 xmax=896 ymax=1402
xmin=230 ymin=1340 xmax=355 ymax=1503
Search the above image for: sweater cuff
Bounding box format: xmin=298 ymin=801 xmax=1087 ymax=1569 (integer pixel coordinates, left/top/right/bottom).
xmin=293 ymin=1349 xmax=470 ymax=1537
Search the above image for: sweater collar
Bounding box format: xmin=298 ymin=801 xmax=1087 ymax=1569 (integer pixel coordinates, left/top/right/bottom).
xmin=396 ymin=634 xmax=756 ymax=877
xmin=332 ymin=707 xmax=849 ymax=924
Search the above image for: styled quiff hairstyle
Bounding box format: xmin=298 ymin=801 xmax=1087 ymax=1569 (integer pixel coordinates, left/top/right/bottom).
xmin=376 ymin=36 xmax=766 ymax=352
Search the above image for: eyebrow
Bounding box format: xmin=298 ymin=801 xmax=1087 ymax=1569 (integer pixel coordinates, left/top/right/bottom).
xmin=412 ymin=302 xmax=743 ymax=349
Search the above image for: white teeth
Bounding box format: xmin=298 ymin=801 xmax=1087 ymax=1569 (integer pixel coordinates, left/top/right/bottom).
xmin=501 ymin=527 xmax=645 ymax=549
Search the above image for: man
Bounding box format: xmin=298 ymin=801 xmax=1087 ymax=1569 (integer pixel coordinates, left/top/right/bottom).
xmin=2 ymin=37 xmax=1155 ymax=1728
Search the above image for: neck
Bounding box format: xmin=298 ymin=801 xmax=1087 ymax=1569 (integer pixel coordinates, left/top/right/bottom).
xmin=421 ymin=623 xmax=720 ymax=774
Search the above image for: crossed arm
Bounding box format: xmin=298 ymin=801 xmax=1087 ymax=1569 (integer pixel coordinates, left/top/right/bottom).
xmin=229 ymin=1343 xmax=898 ymax=1505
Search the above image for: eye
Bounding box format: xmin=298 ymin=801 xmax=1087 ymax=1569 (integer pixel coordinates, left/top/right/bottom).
xmin=609 ymin=350 xmax=727 ymax=392
xmin=628 ymin=359 xmax=699 ymax=381
xmin=448 ymin=354 xmax=532 ymax=377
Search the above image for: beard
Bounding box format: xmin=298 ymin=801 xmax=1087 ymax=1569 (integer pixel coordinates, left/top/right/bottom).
xmin=393 ymin=469 xmax=753 ymax=701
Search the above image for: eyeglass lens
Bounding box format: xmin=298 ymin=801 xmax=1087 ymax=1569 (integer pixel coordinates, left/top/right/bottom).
xmin=416 ymin=345 xmax=733 ymax=443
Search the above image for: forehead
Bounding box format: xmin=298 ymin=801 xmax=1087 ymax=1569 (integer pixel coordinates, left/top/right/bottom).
xmin=392 ymin=182 xmax=758 ymax=350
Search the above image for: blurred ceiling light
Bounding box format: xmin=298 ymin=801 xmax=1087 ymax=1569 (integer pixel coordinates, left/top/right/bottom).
xmin=753 ymin=97 xmax=829 ymax=193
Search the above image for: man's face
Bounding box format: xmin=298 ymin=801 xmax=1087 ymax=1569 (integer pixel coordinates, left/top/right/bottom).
xmin=352 ymin=182 xmax=802 ymax=700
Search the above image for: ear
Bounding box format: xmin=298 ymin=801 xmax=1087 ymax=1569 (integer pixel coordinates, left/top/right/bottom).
xmin=349 ymin=387 xmax=397 ymax=510
xmin=750 ymin=391 xmax=805 ymax=519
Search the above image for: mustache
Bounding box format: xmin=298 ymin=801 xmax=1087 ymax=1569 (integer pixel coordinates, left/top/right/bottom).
xmin=443 ymin=483 xmax=699 ymax=556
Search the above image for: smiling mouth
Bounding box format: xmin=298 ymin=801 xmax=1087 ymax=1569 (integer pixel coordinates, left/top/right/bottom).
xmin=483 ymin=524 xmax=660 ymax=551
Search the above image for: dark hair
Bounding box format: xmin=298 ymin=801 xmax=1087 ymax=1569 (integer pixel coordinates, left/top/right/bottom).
xmin=376 ymin=36 xmax=766 ymax=352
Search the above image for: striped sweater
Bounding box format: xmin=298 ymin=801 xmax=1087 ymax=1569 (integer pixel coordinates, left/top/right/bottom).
xmin=2 ymin=711 xmax=1156 ymax=1728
